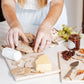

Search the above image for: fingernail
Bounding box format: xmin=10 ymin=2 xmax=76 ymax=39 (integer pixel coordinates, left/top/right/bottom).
xmin=34 ymin=50 xmax=36 ymax=52
xmin=34 ymin=49 xmax=37 ymax=53
xmin=38 ymin=49 xmax=41 ymax=53
xmin=26 ymin=40 xmax=28 ymax=43
xmin=16 ymin=43 xmax=18 ymax=47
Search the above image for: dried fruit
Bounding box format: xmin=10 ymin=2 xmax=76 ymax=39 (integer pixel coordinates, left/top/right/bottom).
xmin=62 ymin=50 xmax=75 ymax=61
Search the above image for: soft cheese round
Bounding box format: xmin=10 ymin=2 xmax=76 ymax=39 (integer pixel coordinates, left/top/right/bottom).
xmin=2 ymin=47 xmax=22 ymax=61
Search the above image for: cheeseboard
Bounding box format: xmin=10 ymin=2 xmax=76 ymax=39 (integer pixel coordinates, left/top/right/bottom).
xmin=58 ymin=35 xmax=84 ymax=82
xmin=4 ymin=45 xmax=67 ymax=81
xmin=0 ymin=28 xmax=67 ymax=81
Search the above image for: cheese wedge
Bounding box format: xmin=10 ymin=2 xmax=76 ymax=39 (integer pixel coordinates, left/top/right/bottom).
xmin=35 ymin=54 xmax=52 ymax=72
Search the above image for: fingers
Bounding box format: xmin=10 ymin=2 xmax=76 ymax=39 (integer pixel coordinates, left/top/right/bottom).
xmin=38 ymin=38 xmax=46 ymax=52
xmin=45 ymin=40 xmax=51 ymax=49
xmin=14 ymin=32 xmax=18 ymax=47
xmin=32 ymin=40 xmax=35 ymax=47
xmin=8 ymin=32 xmax=14 ymax=48
xmin=6 ymin=32 xmax=9 ymax=45
xmin=34 ymin=35 xmax=42 ymax=52
xmin=6 ymin=28 xmax=27 ymax=48
xmin=19 ymin=31 xmax=28 ymax=44
xmin=34 ymin=32 xmax=51 ymax=52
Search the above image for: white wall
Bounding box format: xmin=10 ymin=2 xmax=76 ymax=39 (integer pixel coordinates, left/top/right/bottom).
xmin=65 ymin=0 xmax=83 ymax=31
xmin=77 ymin=0 xmax=83 ymax=29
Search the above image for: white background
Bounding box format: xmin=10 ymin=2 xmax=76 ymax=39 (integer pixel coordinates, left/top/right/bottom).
xmin=65 ymin=0 xmax=83 ymax=30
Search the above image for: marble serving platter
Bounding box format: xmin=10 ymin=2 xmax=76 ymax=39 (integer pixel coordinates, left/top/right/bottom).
xmin=4 ymin=44 xmax=67 ymax=81
xmin=58 ymin=35 xmax=84 ymax=83
xmin=59 ymin=51 xmax=84 ymax=82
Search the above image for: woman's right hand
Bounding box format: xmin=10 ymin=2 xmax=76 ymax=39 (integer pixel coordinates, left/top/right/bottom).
xmin=7 ymin=27 xmax=28 ymax=48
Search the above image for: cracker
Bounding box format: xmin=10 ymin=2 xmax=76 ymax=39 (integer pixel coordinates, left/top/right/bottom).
xmin=25 ymin=33 xmax=35 ymax=45
xmin=24 ymin=57 xmax=35 ymax=68
xmin=11 ymin=67 xmax=31 ymax=76
xmin=16 ymin=40 xmax=33 ymax=54
xmin=2 ymin=33 xmax=35 ymax=54
xmin=51 ymin=28 xmax=58 ymax=43
xmin=19 ymin=33 xmax=35 ymax=46
xmin=16 ymin=33 xmax=35 ymax=54
xmin=25 ymin=61 xmax=34 ymax=68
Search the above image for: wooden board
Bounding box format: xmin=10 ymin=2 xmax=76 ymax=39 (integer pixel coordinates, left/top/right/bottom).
xmin=0 ymin=27 xmax=66 ymax=81
xmin=58 ymin=35 xmax=84 ymax=83
xmin=58 ymin=35 xmax=84 ymax=82
xmin=59 ymin=52 xmax=84 ymax=82
xmin=5 ymin=44 xmax=67 ymax=81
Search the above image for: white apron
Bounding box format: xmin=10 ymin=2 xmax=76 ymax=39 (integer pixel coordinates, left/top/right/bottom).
xmin=16 ymin=0 xmax=68 ymax=33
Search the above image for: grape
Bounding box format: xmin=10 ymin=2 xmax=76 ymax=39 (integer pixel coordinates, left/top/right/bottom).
xmin=66 ymin=29 xmax=70 ymax=33
xmin=63 ymin=34 xmax=68 ymax=38
xmin=68 ymin=31 xmax=71 ymax=35
xmin=58 ymin=30 xmax=62 ymax=35
xmin=58 ymin=30 xmax=65 ymax=36
xmin=68 ymin=27 xmax=72 ymax=30
xmin=71 ymin=31 xmax=78 ymax=34
xmin=65 ymin=35 xmax=69 ymax=41
xmin=79 ymin=34 xmax=82 ymax=39
xmin=62 ymin=24 xmax=65 ymax=27
xmin=61 ymin=31 xmax=65 ymax=35
xmin=63 ymin=27 xmax=68 ymax=31
xmin=58 ymin=25 xmax=78 ymax=41
xmin=63 ymin=34 xmax=69 ymax=41
xmin=66 ymin=27 xmax=72 ymax=33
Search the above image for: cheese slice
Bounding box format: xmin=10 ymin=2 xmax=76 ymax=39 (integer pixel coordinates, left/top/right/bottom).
xmin=35 ymin=54 xmax=52 ymax=72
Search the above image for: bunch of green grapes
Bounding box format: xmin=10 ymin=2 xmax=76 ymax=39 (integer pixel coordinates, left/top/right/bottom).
xmin=58 ymin=24 xmax=77 ymax=41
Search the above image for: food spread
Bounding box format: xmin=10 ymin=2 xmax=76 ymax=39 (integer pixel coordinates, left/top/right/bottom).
xmin=1 ymin=26 xmax=84 ymax=82
xmin=59 ymin=48 xmax=84 ymax=82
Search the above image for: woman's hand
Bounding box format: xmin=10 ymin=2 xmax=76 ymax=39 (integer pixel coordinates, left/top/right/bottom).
xmin=7 ymin=27 xmax=28 ymax=48
xmin=34 ymin=27 xmax=52 ymax=52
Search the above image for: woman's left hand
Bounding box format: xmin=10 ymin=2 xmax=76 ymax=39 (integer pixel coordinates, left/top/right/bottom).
xmin=34 ymin=27 xmax=52 ymax=52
